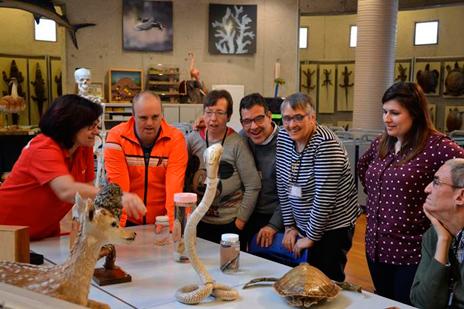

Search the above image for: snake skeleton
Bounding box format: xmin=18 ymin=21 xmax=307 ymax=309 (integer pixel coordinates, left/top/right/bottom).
xmin=175 ymin=144 xmax=240 ymax=304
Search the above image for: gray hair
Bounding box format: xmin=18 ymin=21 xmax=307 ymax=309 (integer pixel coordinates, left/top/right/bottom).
xmin=445 ymin=158 xmax=464 ymax=188
xmin=280 ymin=92 xmax=315 ymax=115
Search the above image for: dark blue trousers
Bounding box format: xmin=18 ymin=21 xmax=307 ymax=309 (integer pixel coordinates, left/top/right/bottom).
xmin=367 ymin=258 xmax=418 ymax=305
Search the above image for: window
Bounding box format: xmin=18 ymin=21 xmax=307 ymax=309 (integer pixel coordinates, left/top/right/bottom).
xmin=349 ymin=25 xmax=357 ymax=48
xmin=414 ymin=21 xmax=438 ymax=45
xmin=299 ymin=27 xmax=308 ymax=48
xmin=34 ymin=18 xmax=57 ymax=42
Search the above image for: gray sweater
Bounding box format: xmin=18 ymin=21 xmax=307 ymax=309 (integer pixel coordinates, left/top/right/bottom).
xmin=241 ymin=125 xmax=283 ymax=230
xmin=187 ymin=129 xmax=261 ymax=225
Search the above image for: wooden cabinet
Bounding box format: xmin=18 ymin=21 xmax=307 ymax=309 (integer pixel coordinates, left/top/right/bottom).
xmin=146 ymin=66 xmax=180 ymax=103
xmin=104 ymin=103 xmax=202 ymax=129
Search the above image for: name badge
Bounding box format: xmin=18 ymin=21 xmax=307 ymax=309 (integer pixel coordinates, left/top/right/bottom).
xmin=289 ymin=185 xmax=302 ymax=198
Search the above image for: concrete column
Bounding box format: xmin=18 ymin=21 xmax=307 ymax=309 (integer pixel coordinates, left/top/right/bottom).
xmin=352 ymin=0 xmax=398 ymax=130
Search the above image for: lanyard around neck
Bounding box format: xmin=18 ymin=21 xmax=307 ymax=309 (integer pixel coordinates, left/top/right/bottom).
xmin=206 ymin=129 xmax=228 ymax=148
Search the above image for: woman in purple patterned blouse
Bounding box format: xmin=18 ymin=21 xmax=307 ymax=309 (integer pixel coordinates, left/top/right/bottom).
xmin=357 ymin=82 xmax=464 ymax=304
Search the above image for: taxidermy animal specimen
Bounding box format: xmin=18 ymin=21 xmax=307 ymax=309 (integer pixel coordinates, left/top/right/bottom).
xmin=0 ymin=187 xmax=136 ymax=309
xmin=31 ymin=63 xmax=47 ymax=118
xmin=0 ymin=0 xmax=95 ymax=49
xmin=55 ymin=72 xmax=63 ymax=96
xmin=338 ymin=66 xmax=354 ymax=108
xmin=444 ymin=62 xmax=464 ymax=96
xmin=322 ymin=69 xmax=332 ymax=88
xmin=446 ymin=108 xmax=463 ymax=132
xmin=2 ymin=60 xmax=25 ymax=97
xmin=0 ymin=77 xmax=26 ymax=118
xmin=301 ymin=68 xmax=315 ymax=93
xmin=175 ymin=144 xmax=239 ymax=305
xmin=134 ymin=17 xmax=164 ymax=31
xmin=395 ymin=63 xmax=408 ymax=82
xmin=416 ymin=63 xmax=439 ymax=94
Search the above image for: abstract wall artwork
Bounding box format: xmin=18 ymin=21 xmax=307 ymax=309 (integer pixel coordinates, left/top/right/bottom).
xmin=123 ymin=0 xmax=173 ymax=52
xmin=208 ymin=4 xmax=257 ymax=55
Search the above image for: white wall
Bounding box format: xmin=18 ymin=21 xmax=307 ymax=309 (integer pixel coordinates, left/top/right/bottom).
xmin=61 ymin=0 xmax=299 ymax=99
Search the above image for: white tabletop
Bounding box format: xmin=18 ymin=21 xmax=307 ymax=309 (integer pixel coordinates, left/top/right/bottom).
xmin=30 ymin=225 xmax=414 ymax=309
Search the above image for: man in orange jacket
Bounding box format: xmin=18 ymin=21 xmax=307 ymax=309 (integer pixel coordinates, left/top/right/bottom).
xmin=104 ymin=91 xmax=188 ymax=227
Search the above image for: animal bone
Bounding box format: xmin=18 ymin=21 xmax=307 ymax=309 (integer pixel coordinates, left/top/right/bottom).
xmin=175 ymin=144 xmax=240 ymax=305
xmin=0 ymin=188 xmax=136 ymax=308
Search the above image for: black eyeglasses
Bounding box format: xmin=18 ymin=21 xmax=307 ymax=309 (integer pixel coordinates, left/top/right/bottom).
xmin=204 ymin=110 xmax=227 ymax=117
xmin=240 ymin=114 xmax=266 ymax=127
xmin=282 ymin=113 xmax=308 ymax=124
xmin=432 ymin=176 xmax=464 ymax=189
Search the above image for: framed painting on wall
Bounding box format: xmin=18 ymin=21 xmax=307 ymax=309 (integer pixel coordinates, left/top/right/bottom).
xmin=208 ymin=4 xmax=257 ymax=55
xmin=443 ymin=60 xmax=464 ymax=98
xmin=444 ymin=105 xmax=464 ymax=132
xmin=108 ymin=69 xmax=143 ymax=103
xmin=337 ymin=63 xmax=355 ymax=112
xmin=394 ymin=59 xmax=412 ymax=82
xmin=414 ymin=61 xmax=441 ymax=96
xmin=89 ymin=82 xmax=104 ymax=100
xmin=300 ymin=63 xmax=317 ymax=97
xmin=122 ymin=0 xmax=173 ymax=52
xmin=317 ymin=64 xmax=335 ymax=114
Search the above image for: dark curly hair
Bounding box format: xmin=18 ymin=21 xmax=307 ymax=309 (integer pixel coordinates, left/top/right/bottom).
xmin=39 ymin=94 xmax=103 ymax=149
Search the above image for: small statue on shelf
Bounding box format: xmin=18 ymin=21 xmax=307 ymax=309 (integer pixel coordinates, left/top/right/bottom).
xmin=179 ymin=52 xmax=208 ymax=104
xmin=74 ymin=67 xmax=101 ymax=104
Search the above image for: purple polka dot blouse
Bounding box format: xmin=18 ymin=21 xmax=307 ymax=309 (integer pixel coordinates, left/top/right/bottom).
xmin=357 ymin=133 xmax=464 ymax=265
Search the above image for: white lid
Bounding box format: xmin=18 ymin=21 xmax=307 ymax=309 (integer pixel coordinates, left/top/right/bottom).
xmin=221 ymin=233 xmax=239 ymax=242
xmin=174 ymin=192 xmax=197 ymax=203
xmin=155 ymin=215 xmax=169 ymax=223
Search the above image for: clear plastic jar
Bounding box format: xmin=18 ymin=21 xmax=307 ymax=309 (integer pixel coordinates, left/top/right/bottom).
xmin=220 ymin=233 xmax=240 ymax=272
xmin=173 ymin=193 xmax=197 ymax=262
xmin=154 ymin=215 xmax=172 ymax=246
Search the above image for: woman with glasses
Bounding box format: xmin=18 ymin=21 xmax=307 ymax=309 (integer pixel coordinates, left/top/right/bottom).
xmin=186 ymin=89 xmax=261 ymax=245
xmin=0 ymin=95 xmax=145 ymax=240
xmin=275 ymin=92 xmax=360 ymax=282
xmin=357 ymin=82 xmax=464 ymax=304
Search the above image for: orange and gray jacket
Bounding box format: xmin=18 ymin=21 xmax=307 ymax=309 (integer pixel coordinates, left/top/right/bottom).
xmin=104 ymin=117 xmax=188 ymax=227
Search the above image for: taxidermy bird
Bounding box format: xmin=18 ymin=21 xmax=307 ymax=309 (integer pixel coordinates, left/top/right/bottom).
xmin=0 ymin=78 xmax=26 ymax=113
xmin=0 ymin=0 xmax=95 ymax=49
xmin=134 ymin=17 xmax=164 ymax=31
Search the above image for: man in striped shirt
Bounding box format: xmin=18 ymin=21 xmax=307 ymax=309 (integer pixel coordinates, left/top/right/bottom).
xmin=276 ymin=92 xmax=360 ymax=281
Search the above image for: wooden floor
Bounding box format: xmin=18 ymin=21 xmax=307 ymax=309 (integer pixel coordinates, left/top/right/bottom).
xmin=345 ymin=214 xmax=375 ymax=292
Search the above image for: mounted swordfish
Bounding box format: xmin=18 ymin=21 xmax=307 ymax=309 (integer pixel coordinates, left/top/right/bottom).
xmin=0 ymin=0 xmax=95 ymax=49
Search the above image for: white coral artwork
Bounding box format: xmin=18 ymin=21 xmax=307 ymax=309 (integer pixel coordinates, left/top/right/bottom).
xmin=209 ymin=4 xmax=257 ymax=55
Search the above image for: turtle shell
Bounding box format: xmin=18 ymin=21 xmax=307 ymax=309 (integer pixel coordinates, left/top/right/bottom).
xmin=445 ymin=63 xmax=464 ymax=96
xmin=273 ymin=263 xmax=340 ymax=300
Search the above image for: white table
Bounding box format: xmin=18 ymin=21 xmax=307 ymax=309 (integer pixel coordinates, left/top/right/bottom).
xmin=30 ymin=225 xmax=414 ymax=309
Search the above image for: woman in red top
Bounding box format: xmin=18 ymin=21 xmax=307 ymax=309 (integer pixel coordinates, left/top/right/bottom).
xmin=0 ymin=95 xmax=145 ymax=240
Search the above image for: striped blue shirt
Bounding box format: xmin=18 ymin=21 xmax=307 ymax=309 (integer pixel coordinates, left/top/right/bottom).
xmin=276 ymin=125 xmax=360 ymax=241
